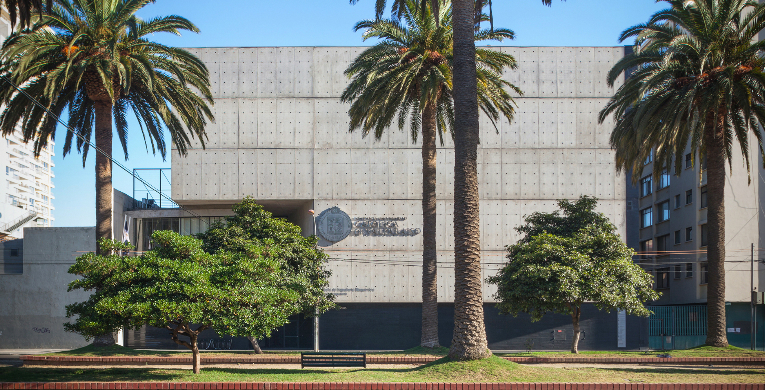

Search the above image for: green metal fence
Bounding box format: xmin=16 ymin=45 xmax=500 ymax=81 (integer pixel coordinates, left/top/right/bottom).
xmin=647 ymin=305 xmax=707 ymax=350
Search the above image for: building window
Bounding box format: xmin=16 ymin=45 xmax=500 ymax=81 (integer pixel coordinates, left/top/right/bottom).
xmin=701 ymin=224 xmax=708 ymax=247
xmin=639 ymin=239 xmax=654 ymax=260
xmin=674 ymin=194 xmax=681 ymax=209
xmin=674 ymin=264 xmax=682 ymax=279
xmin=674 ymin=230 xmax=681 ymax=245
xmin=686 ymin=263 xmax=693 ymax=278
xmin=644 ymin=151 xmax=653 ymax=165
xmin=658 ymin=170 xmax=670 ymax=189
xmin=657 ymin=201 xmax=670 ymax=222
xmin=657 ymin=234 xmax=670 ymax=252
xmin=684 ymin=189 xmax=692 ymax=205
xmin=700 ymin=186 xmax=707 ymax=208
xmin=700 ymin=262 xmax=708 ymax=284
xmin=685 ymin=153 xmax=692 ymax=169
xmin=640 ymin=207 xmax=653 ymax=228
xmin=686 ymin=226 xmax=693 ymax=242
xmin=656 ymin=267 xmax=670 ymax=289
xmin=640 ymin=175 xmax=653 ymax=197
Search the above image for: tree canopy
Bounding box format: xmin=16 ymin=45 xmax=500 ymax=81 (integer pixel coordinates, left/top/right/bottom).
xmin=66 ymin=198 xmax=334 ymax=373
xmin=488 ymin=196 xmax=659 ymax=353
xmin=197 ymin=197 xmax=335 ymax=316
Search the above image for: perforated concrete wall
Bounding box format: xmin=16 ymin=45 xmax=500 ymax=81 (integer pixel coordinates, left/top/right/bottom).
xmin=171 ymin=46 xmax=627 ymax=303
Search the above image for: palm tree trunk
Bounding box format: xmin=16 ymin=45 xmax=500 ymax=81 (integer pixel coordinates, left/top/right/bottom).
xmin=94 ymin=100 xmax=113 ymax=254
xmin=448 ymin=0 xmax=490 ymax=361
xmin=421 ymin=101 xmax=439 ymax=348
xmin=92 ymin=100 xmax=115 ymax=348
xmin=704 ymin=114 xmax=728 ymax=348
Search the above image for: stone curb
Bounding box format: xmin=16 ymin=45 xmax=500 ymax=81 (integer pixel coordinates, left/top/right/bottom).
xmin=1 ymin=383 xmax=764 ymax=390
xmin=19 ymin=355 xmax=765 ymax=366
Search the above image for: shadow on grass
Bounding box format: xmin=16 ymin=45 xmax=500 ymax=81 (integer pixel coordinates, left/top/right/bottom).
xmin=0 ymin=367 xmax=183 ymax=382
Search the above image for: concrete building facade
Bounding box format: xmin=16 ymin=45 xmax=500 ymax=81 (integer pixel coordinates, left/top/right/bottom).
xmin=124 ymin=46 xmax=647 ymax=350
xmin=0 ymin=227 xmax=94 ymax=348
xmin=166 ymin=46 xmax=627 ymax=303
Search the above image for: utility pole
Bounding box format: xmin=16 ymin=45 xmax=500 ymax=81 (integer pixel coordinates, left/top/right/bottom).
xmin=310 ymin=208 xmax=319 ymax=352
xmin=752 ymin=243 xmax=755 ymax=351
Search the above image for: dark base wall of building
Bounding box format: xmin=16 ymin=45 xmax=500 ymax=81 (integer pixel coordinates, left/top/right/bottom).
xmin=126 ymin=303 xmax=647 ymax=351
xmin=725 ymin=302 xmax=765 ymax=351
xmin=321 ymin=303 xmax=646 ymax=350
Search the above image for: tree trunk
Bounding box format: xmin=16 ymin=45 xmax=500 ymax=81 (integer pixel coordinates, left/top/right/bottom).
xmin=94 ymin=100 xmax=113 ymax=256
xmin=92 ymin=100 xmax=115 ymax=347
xmin=92 ymin=332 xmax=116 ymax=347
xmin=247 ymin=336 xmax=263 ymax=354
xmin=421 ymin=101 xmax=440 ymax=348
xmin=570 ymin=306 xmax=581 ymax=354
xmin=190 ymin=334 xmax=201 ymax=374
xmin=703 ymin=113 xmax=728 ymax=348
xmin=448 ymin=0 xmax=490 ymax=361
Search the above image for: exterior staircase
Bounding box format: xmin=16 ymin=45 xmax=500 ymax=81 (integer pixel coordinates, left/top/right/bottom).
xmin=0 ymin=210 xmax=38 ymax=239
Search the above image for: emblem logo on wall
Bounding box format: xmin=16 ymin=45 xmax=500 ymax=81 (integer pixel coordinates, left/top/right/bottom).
xmin=316 ymin=206 xmax=352 ymax=242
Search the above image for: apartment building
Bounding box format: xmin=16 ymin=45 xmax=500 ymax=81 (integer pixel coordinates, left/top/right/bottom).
xmin=0 ymin=8 xmax=56 ymax=240
xmin=635 ymin=143 xmax=765 ymax=349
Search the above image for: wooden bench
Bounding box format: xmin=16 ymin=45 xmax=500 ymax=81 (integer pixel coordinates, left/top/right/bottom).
xmin=301 ymin=352 xmax=366 ymax=368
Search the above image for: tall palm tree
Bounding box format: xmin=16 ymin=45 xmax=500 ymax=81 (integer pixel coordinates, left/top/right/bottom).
xmin=342 ymin=0 xmax=518 ymax=349
xmin=599 ymin=0 xmax=765 ymax=347
xmin=3 ymin=0 xmax=52 ymax=29
xmin=448 ymin=0 xmax=559 ymax=361
xmin=0 ymin=0 xmax=213 ymax=345
xmin=353 ymin=0 xmax=558 ymax=360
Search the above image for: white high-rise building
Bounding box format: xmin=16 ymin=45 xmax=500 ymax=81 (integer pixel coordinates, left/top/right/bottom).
xmin=0 ymin=8 xmax=55 ymax=239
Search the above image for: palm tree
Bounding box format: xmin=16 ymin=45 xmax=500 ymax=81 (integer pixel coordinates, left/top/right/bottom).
xmin=449 ymin=0 xmax=559 ymax=361
xmin=351 ymin=0 xmax=560 ymax=360
xmin=3 ymin=0 xmax=52 ymax=29
xmin=342 ymin=0 xmax=518 ymax=349
xmin=0 ymin=0 xmax=213 ymax=342
xmin=599 ymin=0 xmax=765 ymax=347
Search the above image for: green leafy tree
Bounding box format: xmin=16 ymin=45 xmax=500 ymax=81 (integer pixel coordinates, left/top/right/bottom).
xmin=0 ymin=0 xmax=213 ymax=262
xmin=65 ymin=229 xmax=327 ymax=374
xmin=598 ymin=0 xmax=765 ymax=347
xmin=341 ymin=0 xmax=518 ymax=349
xmin=196 ymin=197 xmax=336 ymax=352
xmin=487 ymin=196 xmax=659 ymax=353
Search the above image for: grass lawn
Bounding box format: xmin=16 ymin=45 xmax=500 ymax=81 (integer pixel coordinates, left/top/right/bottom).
xmin=498 ymin=346 xmax=765 ymax=358
xmin=40 ymin=345 xmax=765 ymax=359
xmin=1 ymin=356 xmax=764 ymax=383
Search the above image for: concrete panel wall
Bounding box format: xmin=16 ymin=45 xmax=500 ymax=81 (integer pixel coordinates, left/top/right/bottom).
xmin=0 ymin=227 xmax=94 ymax=349
xmin=172 ymin=46 xmax=628 ymax=303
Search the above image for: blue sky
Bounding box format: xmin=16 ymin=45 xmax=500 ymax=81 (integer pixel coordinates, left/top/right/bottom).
xmin=52 ymin=0 xmax=665 ymax=227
